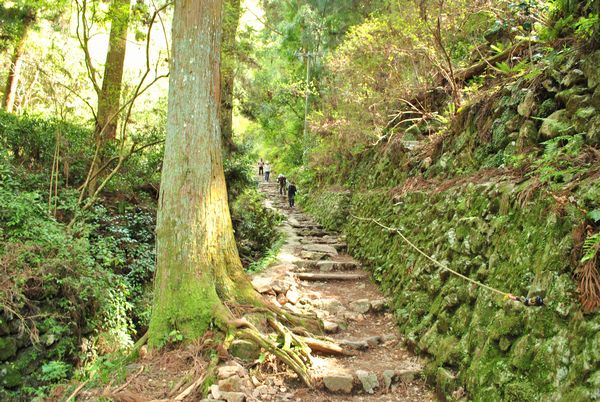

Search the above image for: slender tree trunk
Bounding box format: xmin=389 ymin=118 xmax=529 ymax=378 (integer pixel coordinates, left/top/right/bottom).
xmin=3 ymin=17 xmax=34 ymax=113
xmin=220 ymin=0 xmax=241 ymax=154
xmin=89 ymin=0 xmax=131 ymax=195
xmin=148 ymin=0 xmax=257 ymax=348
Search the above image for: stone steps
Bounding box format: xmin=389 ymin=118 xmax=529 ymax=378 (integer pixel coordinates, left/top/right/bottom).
xmin=295 ymin=272 xmax=367 ymax=281
xmin=301 ymin=244 xmax=338 ymax=255
xmin=294 ymin=260 xmax=360 ymax=272
xmin=320 ymin=367 xmax=422 ymax=395
xmin=249 ymin=175 xmax=431 ymax=400
xmin=299 ymin=236 xmax=341 ymax=244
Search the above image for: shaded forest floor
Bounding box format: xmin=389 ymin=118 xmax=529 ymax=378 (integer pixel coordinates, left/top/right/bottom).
xmin=71 ymin=175 xmax=435 ymax=402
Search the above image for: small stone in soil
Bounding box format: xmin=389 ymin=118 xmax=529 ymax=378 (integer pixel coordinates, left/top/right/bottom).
xmin=323 ymin=320 xmax=340 ymax=333
xmin=253 ymin=385 xmax=270 ymax=398
xmin=383 ymin=370 xmax=396 ymax=389
xmin=276 ymin=292 xmax=288 ymax=305
xmin=356 ymin=370 xmax=379 ymax=394
xmin=397 ymin=368 xmax=421 ymax=382
xmin=284 ymin=302 xmax=302 ymax=314
xmin=341 ymin=340 xmax=369 ymax=350
xmin=286 ymin=289 xmax=300 ymax=304
xmin=349 ymin=299 xmax=371 ymax=314
xmin=210 ymin=384 xmax=222 ymax=399
xmin=217 ymin=362 xmax=246 ymax=379
xmin=229 ymin=340 xmax=260 ymax=361
xmin=370 ymin=299 xmax=389 ymax=312
xmin=272 ymin=279 xmax=292 ymax=294
xmin=312 ymin=298 xmax=344 ymax=313
xmin=365 ymin=336 xmax=382 ymax=347
xmin=251 ymin=277 xmax=273 ymax=294
xmin=322 ymin=374 xmax=354 ymax=393
xmin=218 ymin=376 xmax=245 ymax=392
xmin=220 ymin=391 xmax=246 ymax=402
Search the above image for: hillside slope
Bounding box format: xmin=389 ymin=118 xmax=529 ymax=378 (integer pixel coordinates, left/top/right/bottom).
xmin=302 ymin=46 xmax=600 ymax=400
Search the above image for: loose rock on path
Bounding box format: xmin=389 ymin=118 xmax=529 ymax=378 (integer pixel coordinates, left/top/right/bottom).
xmin=217 ymin=177 xmax=435 ymax=401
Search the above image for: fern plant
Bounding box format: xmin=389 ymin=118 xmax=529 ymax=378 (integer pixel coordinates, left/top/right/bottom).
xmin=582 ymin=233 xmax=600 ymax=263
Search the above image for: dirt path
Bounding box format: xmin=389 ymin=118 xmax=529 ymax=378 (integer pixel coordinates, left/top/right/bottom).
xmin=244 ymin=177 xmax=435 ymax=401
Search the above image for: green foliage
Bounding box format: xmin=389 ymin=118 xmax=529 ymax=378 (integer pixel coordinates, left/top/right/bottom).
xmin=0 ymin=155 xmax=155 ymax=397
xmin=224 ymin=148 xmax=257 ymax=200
xmin=0 ymin=111 xmax=93 ymax=185
xmin=39 ymin=361 xmax=71 ymax=383
xmin=247 ymin=237 xmax=285 ymax=273
xmin=231 ymin=189 xmax=283 ymax=267
xmin=588 ymin=209 xmax=600 ymax=223
xmin=575 ymin=13 xmax=599 ymax=38
xmin=581 ymin=233 xmax=600 ymax=262
xmin=494 ymin=60 xmax=530 ymax=75
xmin=167 ymin=329 xmax=184 ymax=344
xmin=0 ymin=0 xmax=68 ymax=50
xmin=530 ymin=134 xmax=587 ymax=189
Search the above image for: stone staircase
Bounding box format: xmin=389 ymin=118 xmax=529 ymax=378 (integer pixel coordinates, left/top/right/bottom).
xmin=207 ymin=177 xmax=434 ymax=401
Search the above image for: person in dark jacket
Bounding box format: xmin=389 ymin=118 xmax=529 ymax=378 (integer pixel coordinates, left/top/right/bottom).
xmin=277 ymin=174 xmax=287 ymax=195
xmin=258 ymin=159 xmax=264 ymax=176
xmin=287 ymin=181 xmax=297 ymax=208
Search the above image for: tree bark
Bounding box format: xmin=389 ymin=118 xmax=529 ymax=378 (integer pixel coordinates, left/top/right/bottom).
xmin=220 ymin=0 xmax=241 ymax=154
xmin=89 ymin=0 xmax=131 ymax=195
xmin=3 ymin=16 xmax=34 ymax=113
xmin=148 ymin=0 xmax=257 ymax=348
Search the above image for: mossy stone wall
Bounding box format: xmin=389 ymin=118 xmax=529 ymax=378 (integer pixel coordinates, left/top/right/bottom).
xmin=304 ymin=181 xmax=600 ymax=401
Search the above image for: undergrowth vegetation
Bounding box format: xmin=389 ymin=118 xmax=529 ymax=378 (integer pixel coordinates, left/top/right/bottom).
xmin=0 ymin=110 xmax=279 ymax=398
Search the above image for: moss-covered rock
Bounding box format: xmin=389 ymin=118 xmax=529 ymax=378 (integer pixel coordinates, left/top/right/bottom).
xmin=581 ymin=50 xmax=600 ymax=88
xmin=0 ymin=338 xmax=17 ymax=361
xmin=539 ymin=109 xmax=574 ymax=139
xmin=228 ymin=340 xmax=260 ymax=361
xmin=0 ymin=363 xmax=21 ymax=388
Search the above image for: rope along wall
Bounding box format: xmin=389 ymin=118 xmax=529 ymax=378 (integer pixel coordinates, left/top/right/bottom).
xmin=350 ymin=214 xmax=544 ymax=307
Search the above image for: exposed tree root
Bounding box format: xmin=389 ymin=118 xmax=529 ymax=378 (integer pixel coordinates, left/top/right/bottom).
xmin=166 ymin=370 xmax=193 ymax=398
xmin=65 ymin=380 xmax=89 ymax=402
xmin=228 ymin=309 xmax=352 ymax=388
xmin=577 ymin=253 xmax=600 ymax=313
xmin=112 ymin=365 xmax=145 ymax=394
xmin=299 ymin=336 xmax=354 ymax=356
xmin=267 ymin=317 xmax=314 ymax=365
xmin=237 ymin=327 xmax=313 ymax=387
xmin=173 ymin=373 xmax=206 ymax=401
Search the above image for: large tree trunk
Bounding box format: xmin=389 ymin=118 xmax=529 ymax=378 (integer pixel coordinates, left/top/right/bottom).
xmin=89 ymin=0 xmax=130 ymax=195
xmin=148 ymin=0 xmax=257 ymax=348
xmin=3 ymin=16 xmax=34 ymax=113
xmin=220 ymin=0 xmax=241 ymax=154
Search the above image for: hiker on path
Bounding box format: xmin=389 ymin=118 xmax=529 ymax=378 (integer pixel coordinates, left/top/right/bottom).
xmin=277 ymin=174 xmax=287 ymax=195
xmin=287 ymin=181 xmax=297 ymax=208
xmin=264 ymin=163 xmax=271 ymax=182
xmin=258 ymin=159 xmax=264 ymax=176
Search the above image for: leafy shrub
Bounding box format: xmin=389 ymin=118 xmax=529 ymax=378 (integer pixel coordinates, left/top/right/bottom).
xmin=39 ymin=361 xmax=71 ymax=382
xmin=224 ymin=147 xmax=257 ymax=200
xmin=0 ymin=111 xmax=92 ymax=187
xmin=231 ymin=189 xmax=283 ymax=267
xmin=0 ymin=159 xmax=141 ymax=397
